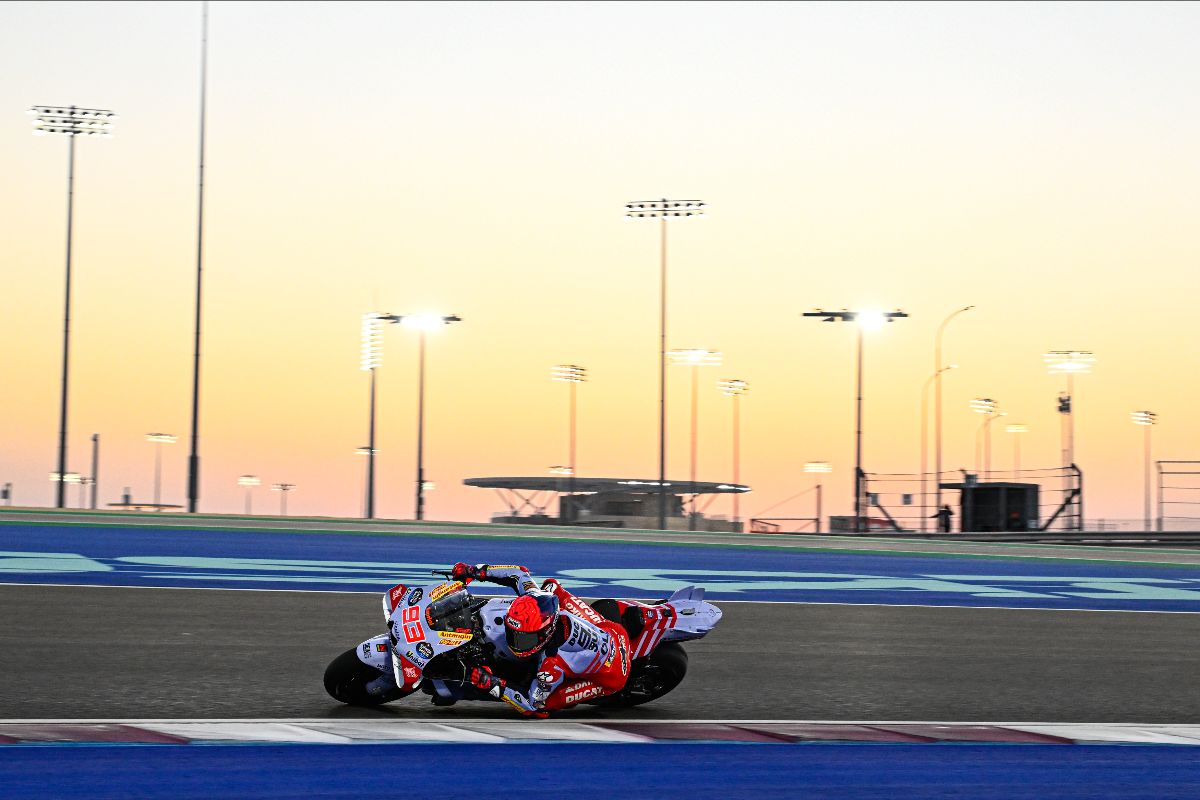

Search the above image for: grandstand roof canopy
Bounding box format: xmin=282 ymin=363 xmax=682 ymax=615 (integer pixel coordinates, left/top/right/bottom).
xmin=463 ymin=477 xmax=750 ymax=494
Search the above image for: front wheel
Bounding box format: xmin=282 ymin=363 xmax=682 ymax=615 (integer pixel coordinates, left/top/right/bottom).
xmin=323 ymin=647 xmax=413 ymax=706
xmin=593 ymin=641 xmax=688 ymax=708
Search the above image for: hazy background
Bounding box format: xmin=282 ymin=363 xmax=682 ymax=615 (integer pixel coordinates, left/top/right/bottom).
xmin=1 ymin=1 xmax=1197 ymax=522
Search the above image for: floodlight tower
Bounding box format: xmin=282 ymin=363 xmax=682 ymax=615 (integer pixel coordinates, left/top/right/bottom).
xmin=970 ymin=399 xmax=1005 ymax=478
xmin=718 ymin=379 xmax=749 ymax=530
xmin=552 ymin=365 xmax=587 ymax=514
xmin=1005 ymin=424 xmax=1029 ymax=479
xmin=625 ymin=198 xmax=705 ymax=530
xmin=145 ymin=433 xmax=178 ymax=510
xmin=803 ymin=461 xmax=832 ymax=533
xmin=396 ymin=314 xmax=461 ymax=521
xmin=360 ymin=313 xmax=386 ymax=519
xmin=669 ymin=349 xmax=722 ymax=530
xmin=29 ymin=104 xmax=116 ymax=507
xmin=1131 ymin=411 xmax=1157 ymax=532
xmin=803 ymin=309 xmax=908 ymax=532
xmin=271 ymin=483 xmax=296 ymax=515
xmin=1044 ymin=350 xmax=1095 ymax=469
xmin=237 ymin=475 xmax=260 ymax=514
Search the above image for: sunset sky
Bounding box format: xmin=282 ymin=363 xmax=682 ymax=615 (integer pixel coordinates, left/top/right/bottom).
xmin=2 ymin=1 xmax=1198 ymax=525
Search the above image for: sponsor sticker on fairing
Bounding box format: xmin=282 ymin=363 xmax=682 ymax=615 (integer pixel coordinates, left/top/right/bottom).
xmin=417 ymin=642 xmax=434 ymax=659
xmin=438 ymin=630 xmax=472 ymax=647
xmin=429 ymin=581 xmax=463 ymax=602
xmin=564 ymin=684 xmax=603 ymax=705
xmin=407 ymin=587 xmax=423 ymax=606
xmin=375 ymin=643 xmax=389 ymax=653
xmin=387 ymin=584 xmax=409 ymax=611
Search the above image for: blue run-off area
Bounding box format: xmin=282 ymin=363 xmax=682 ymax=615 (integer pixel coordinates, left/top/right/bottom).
xmin=3 ymin=522 xmax=1200 ymax=611
xmin=3 ymin=743 xmax=1200 ymax=800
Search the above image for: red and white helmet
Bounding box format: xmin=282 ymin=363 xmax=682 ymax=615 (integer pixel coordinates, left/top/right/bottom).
xmin=504 ymin=592 xmax=560 ymax=657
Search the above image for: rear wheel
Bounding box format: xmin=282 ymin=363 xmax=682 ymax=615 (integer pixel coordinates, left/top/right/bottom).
xmin=593 ymin=641 xmax=688 ymax=708
xmin=323 ymin=647 xmax=413 ymax=706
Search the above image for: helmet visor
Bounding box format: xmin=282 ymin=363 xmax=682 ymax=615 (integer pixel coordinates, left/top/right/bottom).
xmin=505 ymin=627 xmax=546 ymax=656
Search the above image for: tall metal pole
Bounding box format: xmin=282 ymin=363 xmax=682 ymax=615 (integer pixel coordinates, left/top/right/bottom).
xmin=854 ymin=325 xmax=864 ymax=533
xmin=154 ymin=439 xmax=163 ymax=508
xmin=90 ymin=433 xmax=99 ymax=510
xmin=815 ymin=482 xmax=823 ymax=533
xmin=1066 ymin=372 xmax=1075 ymax=468
xmin=1143 ymin=422 xmax=1151 ymax=532
xmin=186 ymin=0 xmax=209 ymax=513
xmin=628 ymin=200 xmax=704 ymax=529
xmin=55 ymin=132 xmax=76 ymax=509
xmin=415 ymin=331 xmax=427 ymax=521
xmin=1014 ymin=431 xmax=1021 ymax=478
xmin=689 ymin=363 xmax=698 ymax=531
xmin=658 ymin=216 xmax=667 ymax=530
xmin=366 ymin=367 xmax=377 ymax=518
xmin=732 ymin=391 xmax=740 ymax=530
xmin=568 ymin=379 xmax=577 ymax=512
xmin=934 ymin=306 xmax=973 ymax=518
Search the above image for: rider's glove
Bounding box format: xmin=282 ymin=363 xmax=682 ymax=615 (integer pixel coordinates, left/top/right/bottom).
xmin=451 ymin=562 xmax=488 ymax=584
xmin=531 ymin=670 xmax=555 ymax=709
xmin=469 ymin=666 xmax=506 ymax=699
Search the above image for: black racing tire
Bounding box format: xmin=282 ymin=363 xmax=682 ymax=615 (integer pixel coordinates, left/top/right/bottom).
xmin=323 ymin=647 xmax=413 ymax=706
xmin=593 ymin=641 xmax=688 ymax=708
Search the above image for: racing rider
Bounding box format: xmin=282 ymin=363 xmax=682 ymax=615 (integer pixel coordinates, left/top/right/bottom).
xmin=449 ymin=562 xmax=631 ymax=717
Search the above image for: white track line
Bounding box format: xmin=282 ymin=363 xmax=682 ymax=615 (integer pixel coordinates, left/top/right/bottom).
xmin=2 ymin=580 xmax=1198 ymax=614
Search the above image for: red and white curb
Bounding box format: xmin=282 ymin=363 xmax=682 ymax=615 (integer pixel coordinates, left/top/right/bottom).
xmin=2 ymin=720 xmax=1200 ymax=745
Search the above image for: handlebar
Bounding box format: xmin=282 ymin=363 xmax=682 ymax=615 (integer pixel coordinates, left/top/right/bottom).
xmin=431 ymin=569 xmax=454 ymax=579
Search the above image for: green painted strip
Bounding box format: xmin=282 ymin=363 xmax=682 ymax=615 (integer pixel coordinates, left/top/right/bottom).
xmin=1 ymin=511 xmax=1200 ymax=570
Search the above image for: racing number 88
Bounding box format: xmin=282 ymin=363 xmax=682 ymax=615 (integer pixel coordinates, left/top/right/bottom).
xmin=401 ymin=606 xmax=425 ymax=643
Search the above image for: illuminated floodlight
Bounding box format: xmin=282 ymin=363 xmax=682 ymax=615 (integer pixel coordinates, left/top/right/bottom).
xmin=668 ymin=349 xmax=721 ymax=367
xmin=552 ymin=364 xmax=587 ymax=383
xmin=145 ymin=433 xmax=177 ymax=444
xmin=803 ymin=461 xmax=833 ymax=474
xmin=29 ymin=105 xmax=117 ymax=138
xmin=803 ymin=309 xmax=908 ymax=327
xmin=971 ymin=398 xmax=998 ymax=415
xmin=1131 ymin=411 xmax=1157 ymax=426
xmin=856 ymin=310 xmax=887 ymax=331
xmin=399 ymin=313 xmax=461 ymax=332
xmin=271 ymin=483 xmax=296 ymax=492
xmin=625 ymin=198 xmax=706 ymax=219
xmin=549 ymin=466 xmax=573 ymax=476
xmin=1005 ymin=424 xmax=1029 ymax=434
xmin=360 ymin=313 xmax=385 ymax=371
xmin=237 ymin=475 xmax=261 ymax=487
xmin=718 ymin=379 xmax=748 ymax=396
xmin=1044 ymin=351 xmax=1095 ymax=375
xmin=49 ymin=472 xmax=81 ymax=483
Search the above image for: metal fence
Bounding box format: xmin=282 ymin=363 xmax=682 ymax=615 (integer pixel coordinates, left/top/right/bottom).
xmin=1157 ymin=461 xmax=1200 ymax=532
xmin=863 ymin=465 xmax=1083 ymax=532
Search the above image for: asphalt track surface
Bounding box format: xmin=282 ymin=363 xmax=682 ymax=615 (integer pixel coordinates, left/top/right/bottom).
xmin=4 ymin=582 xmax=1199 ymax=722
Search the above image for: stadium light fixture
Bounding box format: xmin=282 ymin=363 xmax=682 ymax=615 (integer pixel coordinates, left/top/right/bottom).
xmin=626 ymin=198 xmax=706 ymax=530
xmin=803 ymin=308 xmax=908 ymax=531
xmin=31 ymin=104 xmax=116 ymax=508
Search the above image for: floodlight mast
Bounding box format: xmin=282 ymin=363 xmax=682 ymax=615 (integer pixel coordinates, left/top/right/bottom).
xmin=719 ymin=379 xmax=749 ymax=530
xmin=29 ymin=105 xmax=116 ymax=508
xmin=803 ymin=309 xmax=908 ymax=532
xmin=552 ymin=365 xmax=587 ymax=517
xmin=1131 ymin=411 xmax=1157 ymax=531
xmin=626 ymin=199 xmax=704 ymax=530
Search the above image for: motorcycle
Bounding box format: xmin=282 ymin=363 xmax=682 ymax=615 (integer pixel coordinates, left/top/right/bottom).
xmin=324 ymin=568 xmax=722 ymax=712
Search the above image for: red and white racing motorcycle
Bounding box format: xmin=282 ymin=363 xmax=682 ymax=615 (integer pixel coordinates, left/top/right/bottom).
xmin=324 ymin=570 xmax=722 ymax=711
